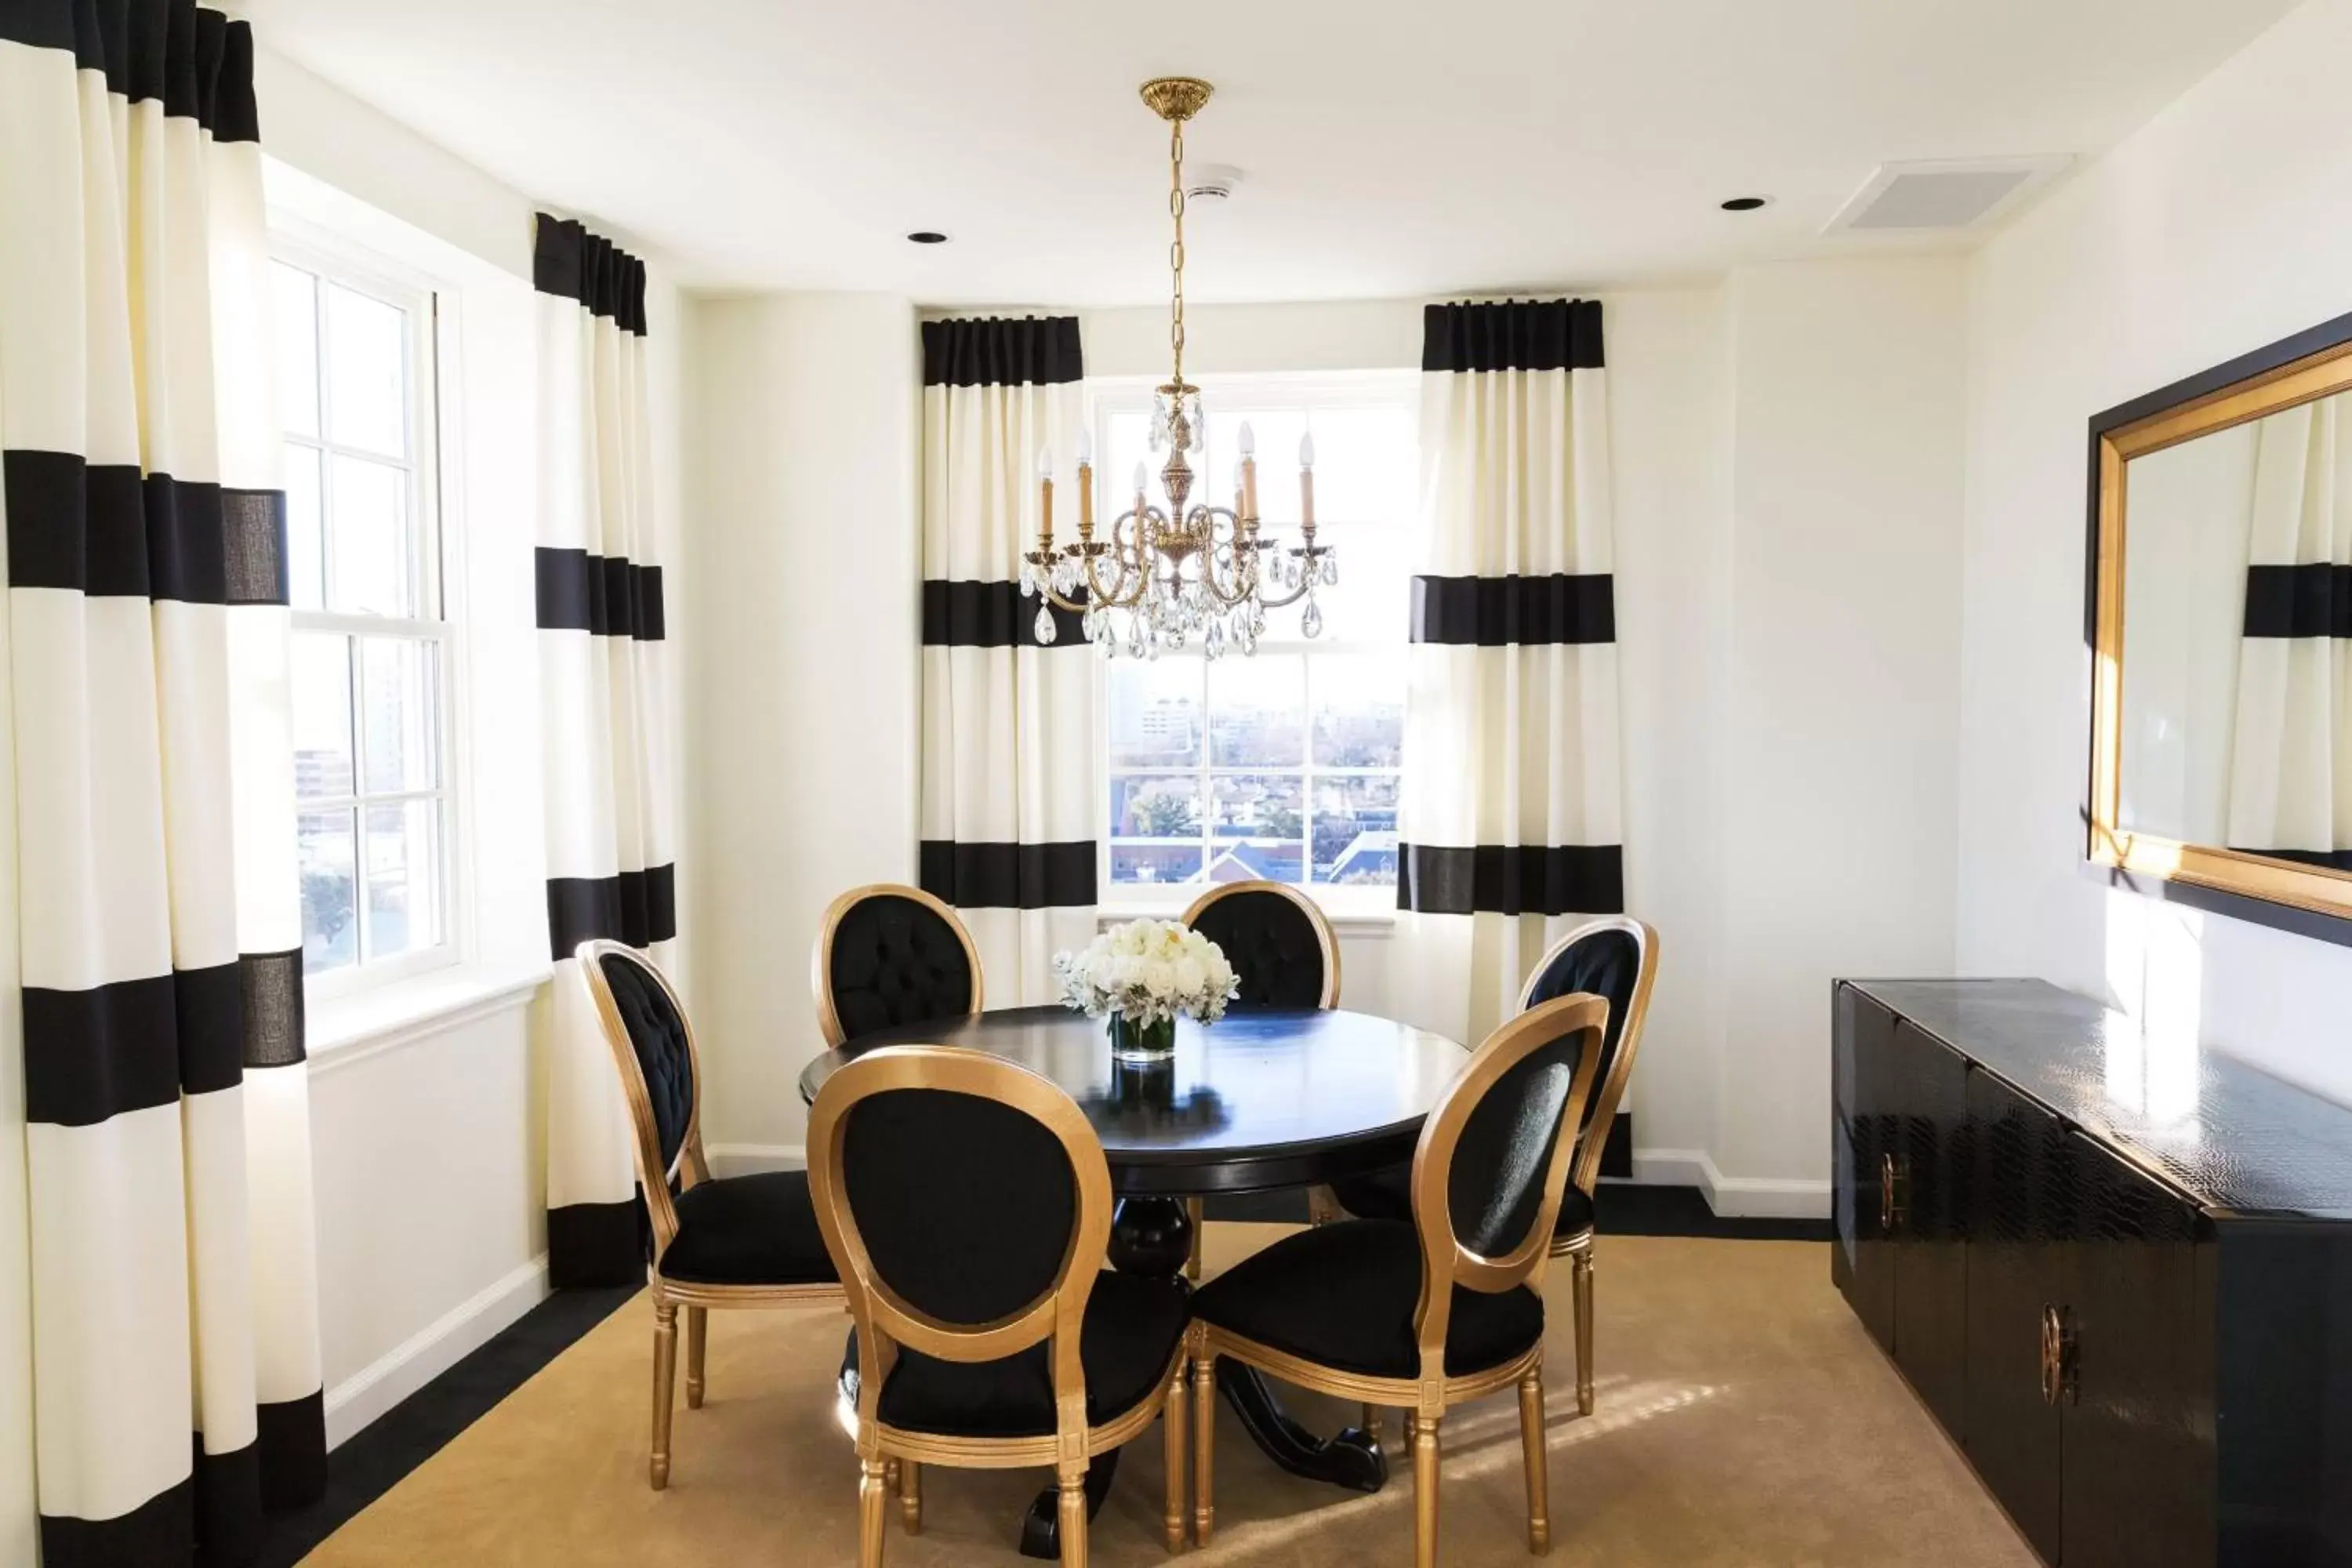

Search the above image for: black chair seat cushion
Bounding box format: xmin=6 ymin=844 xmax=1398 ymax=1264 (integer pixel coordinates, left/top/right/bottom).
xmin=1327 ymin=1167 xmax=1594 ymax=1240
xmin=844 ymin=1272 xmax=1190 ymax=1439
xmin=658 ymin=1171 xmax=837 ymax=1287
xmin=1190 ymin=1219 xmax=1544 ymax=1378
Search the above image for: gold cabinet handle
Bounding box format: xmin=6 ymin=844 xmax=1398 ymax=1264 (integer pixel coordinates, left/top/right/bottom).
xmin=1880 ymin=1152 xmax=1896 ymax=1232
xmin=2057 ymin=1308 xmax=2079 ymax=1406
xmin=2038 ymin=1305 xmax=2062 ymax=1406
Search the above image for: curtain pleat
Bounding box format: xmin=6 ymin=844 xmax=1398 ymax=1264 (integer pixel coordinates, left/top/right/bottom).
xmin=535 ymin=215 xmax=675 ymax=1287
xmin=1395 ymin=300 xmax=1625 ymax=1045
xmin=918 ymin=317 xmax=1098 ymax=1001
xmin=0 ymin=2 xmax=325 ymax=1559
xmin=2226 ymin=390 xmax=2352 ymax=868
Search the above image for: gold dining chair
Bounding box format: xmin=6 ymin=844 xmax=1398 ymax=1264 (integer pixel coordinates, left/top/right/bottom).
xmin=577 ymin=940 xmax=842 ymax=1490
xmin=1186 ymin=992 xmax=1610 ymax=1566
xmin=812 ymin=883 xmax=986 ymax=1048
xmin=1329 ymin=916 xmax=1660 ymax=1417
xmin=808 ymin=1045 xmax=1192 ymax=1567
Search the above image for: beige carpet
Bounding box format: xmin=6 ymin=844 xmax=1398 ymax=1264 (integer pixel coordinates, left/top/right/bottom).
xmin=302 ymin=1229 xmax=2036 ymax=1566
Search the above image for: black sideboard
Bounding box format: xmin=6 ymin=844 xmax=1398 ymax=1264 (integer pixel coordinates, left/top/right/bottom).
xmin=1832 ymin=978 xmax=2352 ymax=1568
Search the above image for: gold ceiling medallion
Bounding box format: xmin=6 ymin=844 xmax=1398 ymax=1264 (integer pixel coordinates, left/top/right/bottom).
xmin=1022 ymin=76 xmax=1335 ymax=658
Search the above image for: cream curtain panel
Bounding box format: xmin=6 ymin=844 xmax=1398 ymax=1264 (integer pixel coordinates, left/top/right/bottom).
xmin=1396 ymin=300 xmax=1625 ymax=1047
xmin=917 ymin=316 xmax=1097 ymax=1002
xmin=534 ymin=215 xmax=678 ymax=1288
xmin=2227 ymin=390 xmax=2352 ymax=866
xmin=0 ymin=2 xmax=326 ymax=1558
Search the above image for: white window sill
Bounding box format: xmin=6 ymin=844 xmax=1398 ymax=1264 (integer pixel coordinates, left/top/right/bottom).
xmin=307 ymin=957 xmax=553 ymax=1076
xmin=1098 ymin=903 xmax=1397 ymax=938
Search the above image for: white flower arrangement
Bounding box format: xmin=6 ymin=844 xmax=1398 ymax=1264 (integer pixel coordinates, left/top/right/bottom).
xmin=1054 ymin=918 xmax=1240 ymax=1029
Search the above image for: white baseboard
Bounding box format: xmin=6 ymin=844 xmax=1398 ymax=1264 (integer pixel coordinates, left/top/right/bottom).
xmin=323 ymin=1254 xmax=551 ymax=1450
xmin=705 ymin=1142 xmax=805 ymax=1178
xmin=1624 ymin=1147 xmax=1831 ymax=1221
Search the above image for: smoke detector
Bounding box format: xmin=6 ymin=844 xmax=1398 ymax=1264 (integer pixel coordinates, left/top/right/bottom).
xmin=1826 ymin=155 xmax=2071 ymax=234
xmin=1186 ymin=164 xmax=1245 ymax=203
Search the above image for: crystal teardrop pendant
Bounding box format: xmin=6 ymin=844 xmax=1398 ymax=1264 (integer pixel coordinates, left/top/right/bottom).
xmin=1127 ymin=619 xmax=1146 ymax=659
xmin=1301 ymin=598 xmax=1323 ymax=639
xmin=1203 ymin=617 xmax=1225 ymax=659
xmin=1034 ymin=604 xmax=1057 ymax=644
xmin=1322 ymin=554 xmax=1338 ymax=586
xmin=1020 ymin=562 xmax=1036 ymax=597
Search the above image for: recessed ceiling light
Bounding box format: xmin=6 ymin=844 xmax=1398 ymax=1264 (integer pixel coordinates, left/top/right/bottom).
xmin=1720 ymin=197 xmax=1769 ymax=212
xmin=906 ymin=230 xmax=949 ymax=245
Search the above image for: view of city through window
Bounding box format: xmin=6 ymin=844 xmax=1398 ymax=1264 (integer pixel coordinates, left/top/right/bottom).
xmin=1099 ymin=379 xmax=1414 ymax=890
xmin=274 ymin=251 xmax=453 ymax=982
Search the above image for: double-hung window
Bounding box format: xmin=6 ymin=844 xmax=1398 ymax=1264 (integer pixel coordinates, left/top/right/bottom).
xmin=270 ymin=246 xmax=457 ymax=991
xmin=1096 ymin=371 xmax=1416 ymax=913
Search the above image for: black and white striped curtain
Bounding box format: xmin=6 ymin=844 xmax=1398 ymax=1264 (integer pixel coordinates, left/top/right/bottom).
xmin=2227 ymin=390 xmax=2352 ymax=868
xmin=535 ymin=216 xmax=676 ymax=1287
xmin=918 ymin=317 xmax=1096 ymax=1000
xmin=1 ymin=4 xmax=327 ymax=1559
xmin=1396 ymin=300 xmax=1625 ymax=1044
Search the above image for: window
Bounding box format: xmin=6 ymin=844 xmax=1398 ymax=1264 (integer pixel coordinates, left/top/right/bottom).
xmin=272 ymin=247 xmax=456 ymax=989
xmin=1098 ymin=372 xmax=1415 ymax=904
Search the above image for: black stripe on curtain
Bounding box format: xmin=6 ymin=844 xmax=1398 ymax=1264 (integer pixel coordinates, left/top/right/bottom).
xmin=4 ymin=452 xmax=290 ymax=604
xmin=3 ymin=2 xmax=263 ymax=143
xmin=22 ymin=949 xmax=300 ymax=1124
xmin=919 ymin=840 xmax=1097 ymax=909
xmin=921 ymin=316 xmax=1083 ymax=387
xmin=546 ymin=865 xmax=679 ymax=960
xmin=1410 ymin=573 xmax=1615 ymax=645
xmin=922 ymin=579 xmax=1087 ymax=647
xmin=2244 ymin=562 xmax=2352 ymax=637
xmin=1397 ymin=844 xmax=1625 ymax=918
xmin=535 ymin=546 xmax=666 ymax=639
xmin=533 ymin=214 xmax=648 ymax=335
xmin=1422 ymin=299 xmax=1605 ymax=373
xmin=39 ymin=1480 xmax=194 ymax=1568
xmin=547 ymin=1192 xmax=651 ymax=1290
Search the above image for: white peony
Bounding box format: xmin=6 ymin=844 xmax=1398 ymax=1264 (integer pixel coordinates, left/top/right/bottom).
xmin=1053 ymin=917 xmax=1242 ymax=1029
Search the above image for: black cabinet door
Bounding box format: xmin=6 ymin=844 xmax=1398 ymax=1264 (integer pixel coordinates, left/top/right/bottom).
xmin=1889 ymin=1020 xmax=1969 ymax=1439
xmin=1832 ymin=985 xmax=1896 ymax=1351
xmin=1964 ymin=1068 xmax=2067 ymax=1563
xmin=2060 ymin=1134 xmax=2211 ymax=1568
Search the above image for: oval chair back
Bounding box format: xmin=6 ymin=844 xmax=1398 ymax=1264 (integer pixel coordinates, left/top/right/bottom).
xmin=1180 ymin=879 xmax=1340 ymax=1008
xmin=1517 ymin=916 xmax=1659 ymax=1196
xmin=808 ymin=1046 xmax=1112 ymax=1439
xmin=812 ymin=884 xmax=985 ymax=1047
xmin=1406 ymin=992 xmax=1609 ymax=1383
xmin=577 ymin=939 xmax=709 ymax=1268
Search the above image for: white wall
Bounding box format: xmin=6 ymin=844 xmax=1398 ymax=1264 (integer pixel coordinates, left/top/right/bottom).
xmin=1955 ymin=0 xmax=2352 ymax=1109
xmin=684 ymin=294 xmax=920 ymax=1167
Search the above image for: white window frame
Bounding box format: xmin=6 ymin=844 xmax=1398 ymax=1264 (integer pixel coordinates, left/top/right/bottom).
xmin=1088 ymin=368 xmax=1417 ymax=923
xmin=270 ymin=228 xmax=466 ymax=999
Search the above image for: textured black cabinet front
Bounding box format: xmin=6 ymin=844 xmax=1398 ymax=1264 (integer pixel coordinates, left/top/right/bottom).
xmin=1833 ymin=978 xmax=2352 ymax=1568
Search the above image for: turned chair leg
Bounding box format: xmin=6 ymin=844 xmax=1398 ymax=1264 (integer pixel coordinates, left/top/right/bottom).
xmin=858 ymin=1457 xmax=889 ymax=1568
xmin=901 ymin=1458 xmax=922 ymax=1534
xmin=1163 ymin=1367 xmax=1188 ymax=1553
xmin=684 ymin=1305 xmax=707 ymax=1410
xmin=1058 ymin=1461 xmax=1091 ymax=1568
xmin=1572 ymin=1249 xmax=1595 ymax=1417
xmin=1519 ymin=1371 xmax=1550 ymax=1554
xmin=1362 ymin=1403 xmax=1385 ymax=1447
xmin=649 ymin=1299 xmax=678 ymax=1490
xmin=1186 ymin=1197 xmax=1204 ymax=1282
xmin=1191 ymin=1346 xmax=1217 ymax=1544
xmin=1413 ymin=1411 xmax=1442 ymax=1568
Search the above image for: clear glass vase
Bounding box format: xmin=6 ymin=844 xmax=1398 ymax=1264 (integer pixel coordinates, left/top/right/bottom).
xmin=1107 ymin=1014 xmax=1178 ymax=1062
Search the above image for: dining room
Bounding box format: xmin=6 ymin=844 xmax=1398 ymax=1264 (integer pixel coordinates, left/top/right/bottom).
xmin=10 ymin=2 xmax=2352 ymax=1566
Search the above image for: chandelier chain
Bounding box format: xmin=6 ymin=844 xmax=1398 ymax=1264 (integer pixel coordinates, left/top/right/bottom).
xmin=1168 ymin=114 xmax=1185 ymax=390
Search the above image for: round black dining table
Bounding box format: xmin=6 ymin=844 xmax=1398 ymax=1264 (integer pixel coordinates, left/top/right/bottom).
xmin=797 ymin=1003 xmax=1469 ymax=1558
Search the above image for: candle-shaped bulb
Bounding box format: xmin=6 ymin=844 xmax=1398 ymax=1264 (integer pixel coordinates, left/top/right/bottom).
xmin=1132 ymin=461 xmax=1147 ymax=495
xmin=1076 ymin=427 xmax=1093 ymax=466
xmin=1237 ymin=421 xmax=1256 ymax=458
xmin=1299 ymin=431 xmax=1316 ymax=470
xmin=1036 ymin=445 xmax=1053 ymax=479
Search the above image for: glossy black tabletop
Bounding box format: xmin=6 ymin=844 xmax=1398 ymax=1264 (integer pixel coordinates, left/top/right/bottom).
xmin=797 ymin=1005 xmax=1470 ymax=1196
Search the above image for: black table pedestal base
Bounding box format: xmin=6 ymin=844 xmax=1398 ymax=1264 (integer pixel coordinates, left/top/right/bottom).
xmin=1019 ymin=1194 xmax=1385 ymax=1559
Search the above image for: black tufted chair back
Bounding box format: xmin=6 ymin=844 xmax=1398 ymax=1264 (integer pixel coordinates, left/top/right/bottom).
xmin=598 ymin=950 xmax=695 ymax=1175
xmin=1520 ymin=923 xmax=1644 ymax=1138
xmin=1184 ymin=882 xmax=1334 ymax=1009
xmin=820 ymin=888 xmax=979 ymax=1045
xmin=837 ymin=1085 xmax=1079 ymax=1327
xmin=1445 ymin=1023 xmax=1587 ymax=1258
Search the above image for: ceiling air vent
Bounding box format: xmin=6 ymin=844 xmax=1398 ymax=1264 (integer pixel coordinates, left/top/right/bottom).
xmin=1827 ymin=156 xmax=2069 ymax=234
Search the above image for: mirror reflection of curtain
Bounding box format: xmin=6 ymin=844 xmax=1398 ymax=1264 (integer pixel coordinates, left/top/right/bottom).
xmin=2226 ymin=394 xmax=2352 ymax=868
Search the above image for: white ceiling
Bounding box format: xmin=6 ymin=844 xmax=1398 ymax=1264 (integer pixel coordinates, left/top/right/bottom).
xmin=243 ymin=0 xmax=2296 ymax=307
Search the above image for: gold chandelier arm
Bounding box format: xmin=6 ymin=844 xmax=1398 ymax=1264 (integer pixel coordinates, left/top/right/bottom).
xmin=1190 ymin=507 xmax=1259 ymax=608
xmin=1080 ymin=507 xmax=1156 ymax=608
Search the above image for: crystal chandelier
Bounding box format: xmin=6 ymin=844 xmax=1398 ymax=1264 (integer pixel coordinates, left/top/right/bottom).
xmin=1022 ymin=76 xmax=1334 ymax=659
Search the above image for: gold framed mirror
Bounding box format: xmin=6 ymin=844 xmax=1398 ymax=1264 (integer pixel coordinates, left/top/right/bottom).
xmin=2089 ymin=310 xmax=2352 ymax=929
